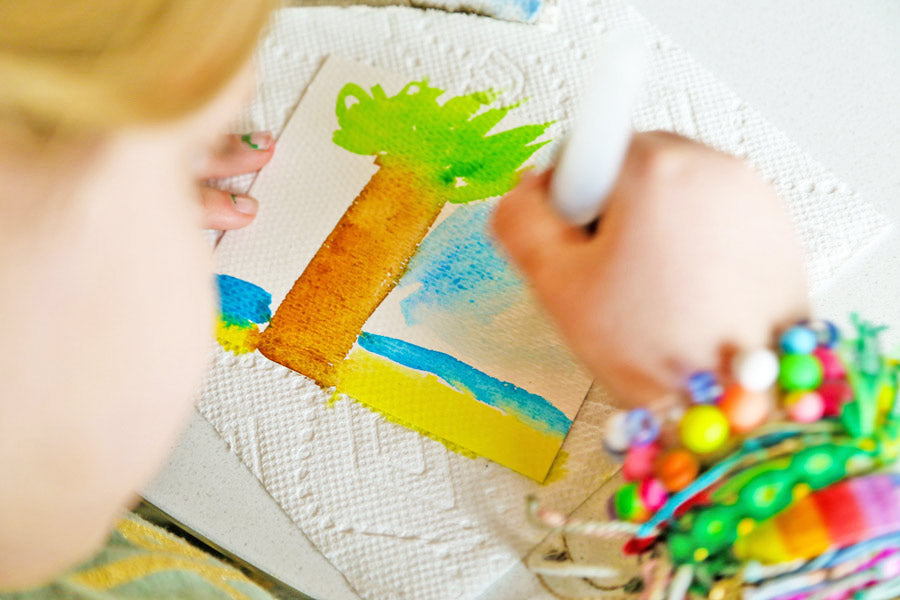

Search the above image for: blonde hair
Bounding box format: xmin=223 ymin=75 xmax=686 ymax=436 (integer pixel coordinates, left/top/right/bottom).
xmin=0 ymin=0 xmax=278 ymax=137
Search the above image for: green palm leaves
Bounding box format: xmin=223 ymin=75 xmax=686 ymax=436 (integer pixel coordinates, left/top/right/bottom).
xmin=333 ymin=80 xmax=550 ymax=204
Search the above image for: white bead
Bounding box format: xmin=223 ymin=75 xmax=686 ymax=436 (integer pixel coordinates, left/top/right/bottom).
xmin=603 ymin=411 xmax=631 ymax=453
xmin=732 ymin=349 xmax=779 ymax=391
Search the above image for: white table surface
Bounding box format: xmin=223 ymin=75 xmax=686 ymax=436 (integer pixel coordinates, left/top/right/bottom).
xmin=144 ymin=2 xmax=900 ymax=598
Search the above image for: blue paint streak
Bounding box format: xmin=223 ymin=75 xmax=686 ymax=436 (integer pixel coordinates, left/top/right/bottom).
xmin=217 ymin=274 xmax=272 ymax=327
xmin=399 ymin=202 xmax=522 ymax=326
xmin=508 ymin=0 xmax=541 ymax=20
xmin=488 ymin=0 xmax=542 ymax=21
xmin=357 ymin=331 xmax=572 ymax=437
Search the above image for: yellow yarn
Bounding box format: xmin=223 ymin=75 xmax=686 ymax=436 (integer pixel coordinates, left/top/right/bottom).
xmin=67 ymin=516 xmax=257 ymax=600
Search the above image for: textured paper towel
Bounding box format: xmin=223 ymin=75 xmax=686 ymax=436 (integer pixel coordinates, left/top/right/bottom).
xmin=199 ymin=1 xmax=890 ymax=599
xmin=291 ymin=0 xmax=556 ymax=24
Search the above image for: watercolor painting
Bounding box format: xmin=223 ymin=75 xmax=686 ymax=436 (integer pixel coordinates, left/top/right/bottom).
xmin=214 ymin=57 xmax=591 ymax=481
xmin=257 ymin=79 xmax=549 ymax=384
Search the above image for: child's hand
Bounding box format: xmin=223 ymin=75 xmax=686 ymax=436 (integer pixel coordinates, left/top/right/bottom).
xmin=492 ymin=131 xmax=808 ymax=407
xmin=198 ymin=131 xmax=274 ymax=230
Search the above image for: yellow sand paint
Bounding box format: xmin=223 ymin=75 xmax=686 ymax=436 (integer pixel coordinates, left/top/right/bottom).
xmin=215 ymin=318 xmax=260 ymax=355
xmin=336 ymin=346 xmax=563 ymax=481
xmin=329 ymin=391 xmax=478 ymax=459
xmin=542 ymin=449 xmax=570 ymax=485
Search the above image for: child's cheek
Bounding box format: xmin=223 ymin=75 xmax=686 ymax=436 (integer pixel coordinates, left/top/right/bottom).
xmin=78 ymin=133 xmax=215 ymax=487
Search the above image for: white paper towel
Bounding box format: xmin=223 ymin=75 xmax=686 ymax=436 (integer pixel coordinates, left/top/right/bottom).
xmin=199 ymin=1 xmax=890 ymax=599
xmin=292 ymin=0 xmax=556 ymax=24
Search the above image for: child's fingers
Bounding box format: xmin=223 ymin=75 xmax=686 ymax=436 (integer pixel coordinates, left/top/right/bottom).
xmin=200 ymin=187 xmax=258 ymax=230
xmin=491 ymin=171 xmax=589 ymax=280
xmin=199 ymin=132 xmax=274 ymax=179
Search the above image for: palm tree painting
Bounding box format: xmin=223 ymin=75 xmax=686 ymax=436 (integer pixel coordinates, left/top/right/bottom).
xmin=218 ymin=68 xmax=590 ymax=480
xmin=257 ymin=79 xmax=550 ymax=387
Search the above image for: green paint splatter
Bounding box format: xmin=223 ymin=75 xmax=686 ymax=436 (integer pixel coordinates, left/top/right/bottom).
xmin=333 ymin=80 xmax=551 ymax=204
xmin=240 ymin=133 xmax=259 ymax=150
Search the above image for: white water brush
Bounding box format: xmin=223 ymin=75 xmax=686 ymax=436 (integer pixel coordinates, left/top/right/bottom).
xmin=550 ymin=30 xmax=648 ymax=226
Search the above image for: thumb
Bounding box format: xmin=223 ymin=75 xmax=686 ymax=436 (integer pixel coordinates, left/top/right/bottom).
xmin=491 ymin=171 xmax=588 ymax=280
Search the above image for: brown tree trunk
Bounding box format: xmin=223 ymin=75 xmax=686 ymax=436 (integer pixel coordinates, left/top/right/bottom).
xmin=258 ymin=164 xmax=445 ymax=386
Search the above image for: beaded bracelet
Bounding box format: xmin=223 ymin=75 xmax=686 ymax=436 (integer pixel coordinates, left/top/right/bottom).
xmin=528 ymin=315 xmax=900 ymax=600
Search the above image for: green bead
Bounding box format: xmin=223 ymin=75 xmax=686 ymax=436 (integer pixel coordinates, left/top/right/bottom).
xmin=779 ymin=354 xmax=824 ymax=391
xmin=614 ymin=482 xmax=643 ymax=521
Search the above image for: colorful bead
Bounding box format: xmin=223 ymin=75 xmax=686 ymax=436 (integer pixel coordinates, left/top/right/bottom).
xmin=731 ymin=349 xmax=779 ymax=391
xmin=686 ymin=371 xmax=723 ymax=404
xmin=656 ymin=449 xmax=699 ymax=492
xmin=679 ymin=405 xmax=730 ymax=454
xmin=718 ymin=385 xmax=771 ymax=433
xmin=778 ymin=354 xmax=824 ymax=391
xmin=624 ymin=408 xmax=660 ymax=447
xmin=623 ymin=442 xmax=659 ymax=481
xmin=818 ymin=379 xmax=853 ymax=417
xmin=614 ymin=482 xmax=649 ymax=522
xmin=602 ymin=411 xmax=631 ymax=454
xmin=784 ymin=391 xmax=825 ymax=423
xmin=813 ymin=346 xmax=845 ymax=379
xmin=801 ymin=318 xmax=841 ymax=348
xmin=639 ymin=477 xmax=668 ymax=512
xmin=780 ymin=325 xmax=818 ymax=354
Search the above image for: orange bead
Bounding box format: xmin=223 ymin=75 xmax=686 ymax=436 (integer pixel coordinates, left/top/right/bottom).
xmin=718 ymin=384 xmax=771 ymax=433
xmin=656 ymin=449 xmax=699 ymax=492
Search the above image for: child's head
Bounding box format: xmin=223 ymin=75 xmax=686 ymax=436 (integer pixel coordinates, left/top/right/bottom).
xmin=0 ymin=0 xmax=276 ymax=143
xmin=0 ymin=1 xmax=277 ymax=589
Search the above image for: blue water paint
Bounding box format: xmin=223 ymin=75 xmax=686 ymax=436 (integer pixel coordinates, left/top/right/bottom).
xmin=217 ymin=274 xmax=272 ymax=327
xmin=357 ymin=331 xmax=571 ymax=437
xmin=501 ymin=0 xmax=542 ymax=21
xmin=474 ymin=0 xmax=542 ymax=21
xmin=399 ymin=202 xmax=522 ymax=326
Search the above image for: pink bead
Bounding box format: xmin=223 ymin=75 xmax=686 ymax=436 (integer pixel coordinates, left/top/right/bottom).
xmin=785 ymin=391 xmax=825 ymax=423
xmin=818 ymin=379 xmax=853 ymax=417
xmin=623 ymin=443 xmax=659 ymax=481
xmin=813 ymin=347 xmax=845 ymax=380
xmin=639 ymin=477 xmax=668 ymax=511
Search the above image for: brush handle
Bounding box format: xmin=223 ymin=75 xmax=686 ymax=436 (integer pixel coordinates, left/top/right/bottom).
xmin=550 ymin=30 xmax=647 ymax=226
